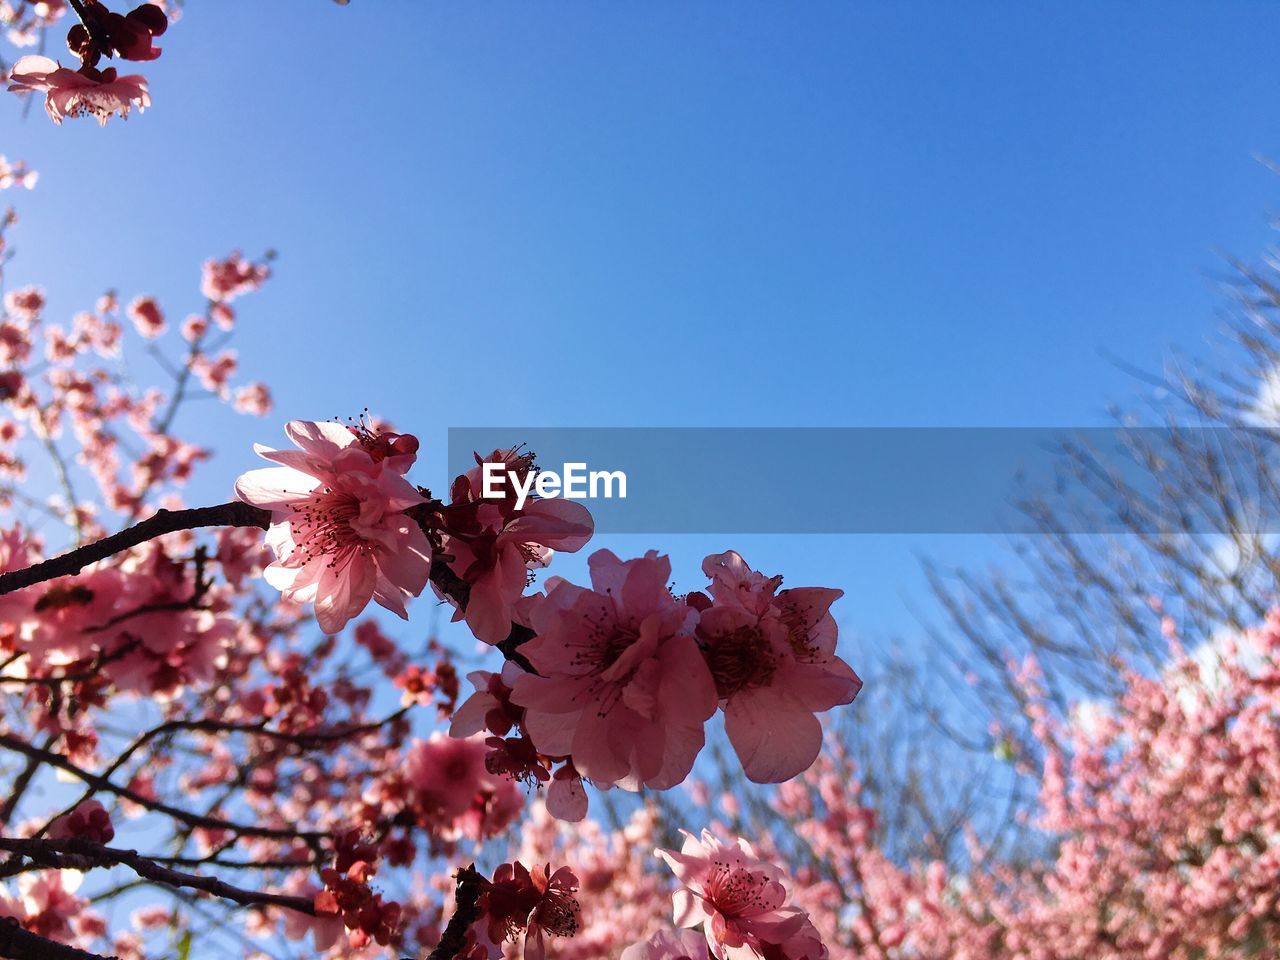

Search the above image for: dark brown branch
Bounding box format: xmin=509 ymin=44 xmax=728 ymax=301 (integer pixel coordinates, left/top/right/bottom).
xmin=0 ymin=502 xmax=269 ymax=597
xmin=0 ymin=732 xmax=323 ymax=842
xmin=424 ymin=866 xmax=486 ymax=960
xmin=0 ymin=838 xmax=315 ymax=914
xmin=0 ymin=918 xmax=115 ymax=960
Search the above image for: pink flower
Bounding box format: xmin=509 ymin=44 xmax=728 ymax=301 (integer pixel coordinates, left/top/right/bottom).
xmin=621 ymin=929 xmax=713 ymax=960
xmin=0 ymin=528 xmax=38 ymax=644
xmin=0 ymin=155 xmax=37 ymax=191
xmin=215 ymin=525 xmax=269 ymax=588
xmin=17 ymin=566 xmax=126 ymax=668
xmin=232 ymin=382 xmax=272 ymax=416
xmin=181 ymin=315 xmax=208 ymax=341
xmin=234 ymin=419 xmax=431 ymax=634
xmin=16 ymin=871 xmax=86 ymax=944
xmin=476 ymin=862 xmax=581 ymax=960
xmin=694 ymin=551 xmax=861 ymax=783
xmin=280 ymin=877 xmax=345 ymax=952
xmin=449 ymin=662 xmax=525 ymax=739
xmin=66 ymin=3 xmax=167 ymax=63
xmin=510 ymin=550 xmax=717 ymax=791
xmin=191 ymin=349 xmax=237 ymax=397
xmin=100 ymin=542 xmax=237 ymax=697
xmin=48 ymin=801 xmax=114 ymax=844
xmin=126 ymin=296 xmax=165 ymax=338
xmin=768 ymin=920 xmax=828 ymax=960
xmin=7 ymin=56 xmax=150 ymax=126
xmin=657 ymin=829 xmax=825 ymax=960
xmin=440 ymin=448 xmax=593 ymax=644
xmin=4 ymin=287 xmax=44 ymax=323
xmin=405 ymin=733 xmax=491 ymax=820
xmin=201 ymin=251 xmax=269 ymax=303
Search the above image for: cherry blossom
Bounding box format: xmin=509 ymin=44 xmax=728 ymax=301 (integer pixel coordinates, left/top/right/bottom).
xmin=473 ymin=862 xmax=582 ymax=960
xmin=232 ymin=382 xmax=272 ymax=416
xmin=512 ymin=549 xmax=718 ymax=791
xmin=48 ymin=801 xmax=114 ymax=843
xmin=234 ymin=419 xmax=431 ymax=634
xmin=449 ymin=662 xmax=527 ymax=740
xmin=693 ymin=551 xmax=862 ymax=783
xmin=0 ymin=155 xmax=37 ymax=190
xmin=280 ymin=878 xmax=345 ymax=953
xmin=7 ymin=55 xmax=149 ymax=125
xmin=656 ymin=830 xmax=826 ymax=960
xmin=405 ymin=733 xmax=497 ymax=820
xmin=65 ymin=2 xmax=167 ymax=64
xmin=201 ymin=251 xmax=271 ymax=303
xmin=125 ymin=296 xmax=165 ymax=338
xmin=439 ymin=448 xmax=593 ymax=644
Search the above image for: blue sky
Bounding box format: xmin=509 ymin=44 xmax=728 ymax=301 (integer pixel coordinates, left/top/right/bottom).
xmin=5 ymin=1 xmax=1280 ymax=649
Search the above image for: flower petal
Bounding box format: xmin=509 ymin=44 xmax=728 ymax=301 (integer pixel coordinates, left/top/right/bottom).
xmin=234 ymin=466 xmax=317 ymax=509
xmin=724 ymin=686 xmax=823 ymax=784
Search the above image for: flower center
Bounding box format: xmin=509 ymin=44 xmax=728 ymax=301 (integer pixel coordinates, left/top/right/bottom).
xmin=705 ymin=625 xmax=776 ymax=698
xmin=292 ymin=487 xmax=371 ymax=567
xmin=704 ymin=856 xmax=773 ymax=919
xmin=531 ymin=889 xmax=580 ymax=938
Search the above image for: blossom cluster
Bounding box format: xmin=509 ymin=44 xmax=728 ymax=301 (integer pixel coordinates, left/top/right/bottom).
xmin=0 ymin=173 xmax=489 ymax=957
xmin=4 ymin=0 xmax=169 ymax=124
xmin=236 ymin=433 xmax=863 ymax=823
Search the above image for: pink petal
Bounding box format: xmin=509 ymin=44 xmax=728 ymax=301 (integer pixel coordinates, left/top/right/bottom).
xmin=234 ymin=466 xmax=317 ymax=509
xmin=11 ymin=55 xmax=58 ymax=78
xmin=545 ymin=775 xmax=588 ymax=822
xmin=284 ymin=419 xmax=358 ymax=458
xmin=506 ymin=498 xmax=594 ymax=551
xmin=782 ymin=659 xmax=863 ymax=712
xmin=313 ymin=555 xmax=376 ymax=635
xmin=724 ymin=686 xmax=823 ymax=784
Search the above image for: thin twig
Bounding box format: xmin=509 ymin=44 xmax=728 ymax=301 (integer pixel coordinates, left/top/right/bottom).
xmin=0 ymin=732 xmax=323 ymax=842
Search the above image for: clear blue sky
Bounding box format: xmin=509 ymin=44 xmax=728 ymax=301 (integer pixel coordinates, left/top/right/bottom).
xmin=5 ymin=1 xmax=1280 ymax=648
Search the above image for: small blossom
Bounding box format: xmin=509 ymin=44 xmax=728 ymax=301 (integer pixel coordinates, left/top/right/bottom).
xmin=8 ymin=55 xmax=149 ymax=126
xmin=476 ymin=862 xmax=581 ymax=960
xmin=657 ymin=829 xmax=826 ymax=960
xmin=511 ymin=550 xmax=717 ymax=793
xmin=234 ymin=419 xmax=431 ymax=634
xmin=201 ymin=251 xmax=269 ymax=303
xmin=48 ymin=801 xmax=114 ymax=844
xmin=695 ymin=551 xmax=861 ymax=783
xmin=439 ymin=448 xmax=593 ymax=644
xmin=0 ymin=156 xmax=37 ymax=191
xmin=126 ymin=296 xmax=165 ymax=338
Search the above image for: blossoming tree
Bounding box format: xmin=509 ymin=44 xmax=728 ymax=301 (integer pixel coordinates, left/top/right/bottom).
xmin=3 ymin=5 xmax=1279 ymax=959
xmin=0 ymin=124 xmax=859 ymax=958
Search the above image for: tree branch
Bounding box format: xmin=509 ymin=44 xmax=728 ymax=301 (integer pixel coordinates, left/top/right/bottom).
xmin=0 ymin=838 xmax=315 ymax=915
xmin=0 ymin=502 xmax=269 ymax=597
xmin=425 ymin=866 xmax=486 ymax=960
xmin=0 ymin=919 xmax=115 ymax=960
xmin=0 ymin=732 xmax=323 ymax=843
xmin=0 ymin=500 xmax=538 ymax=667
